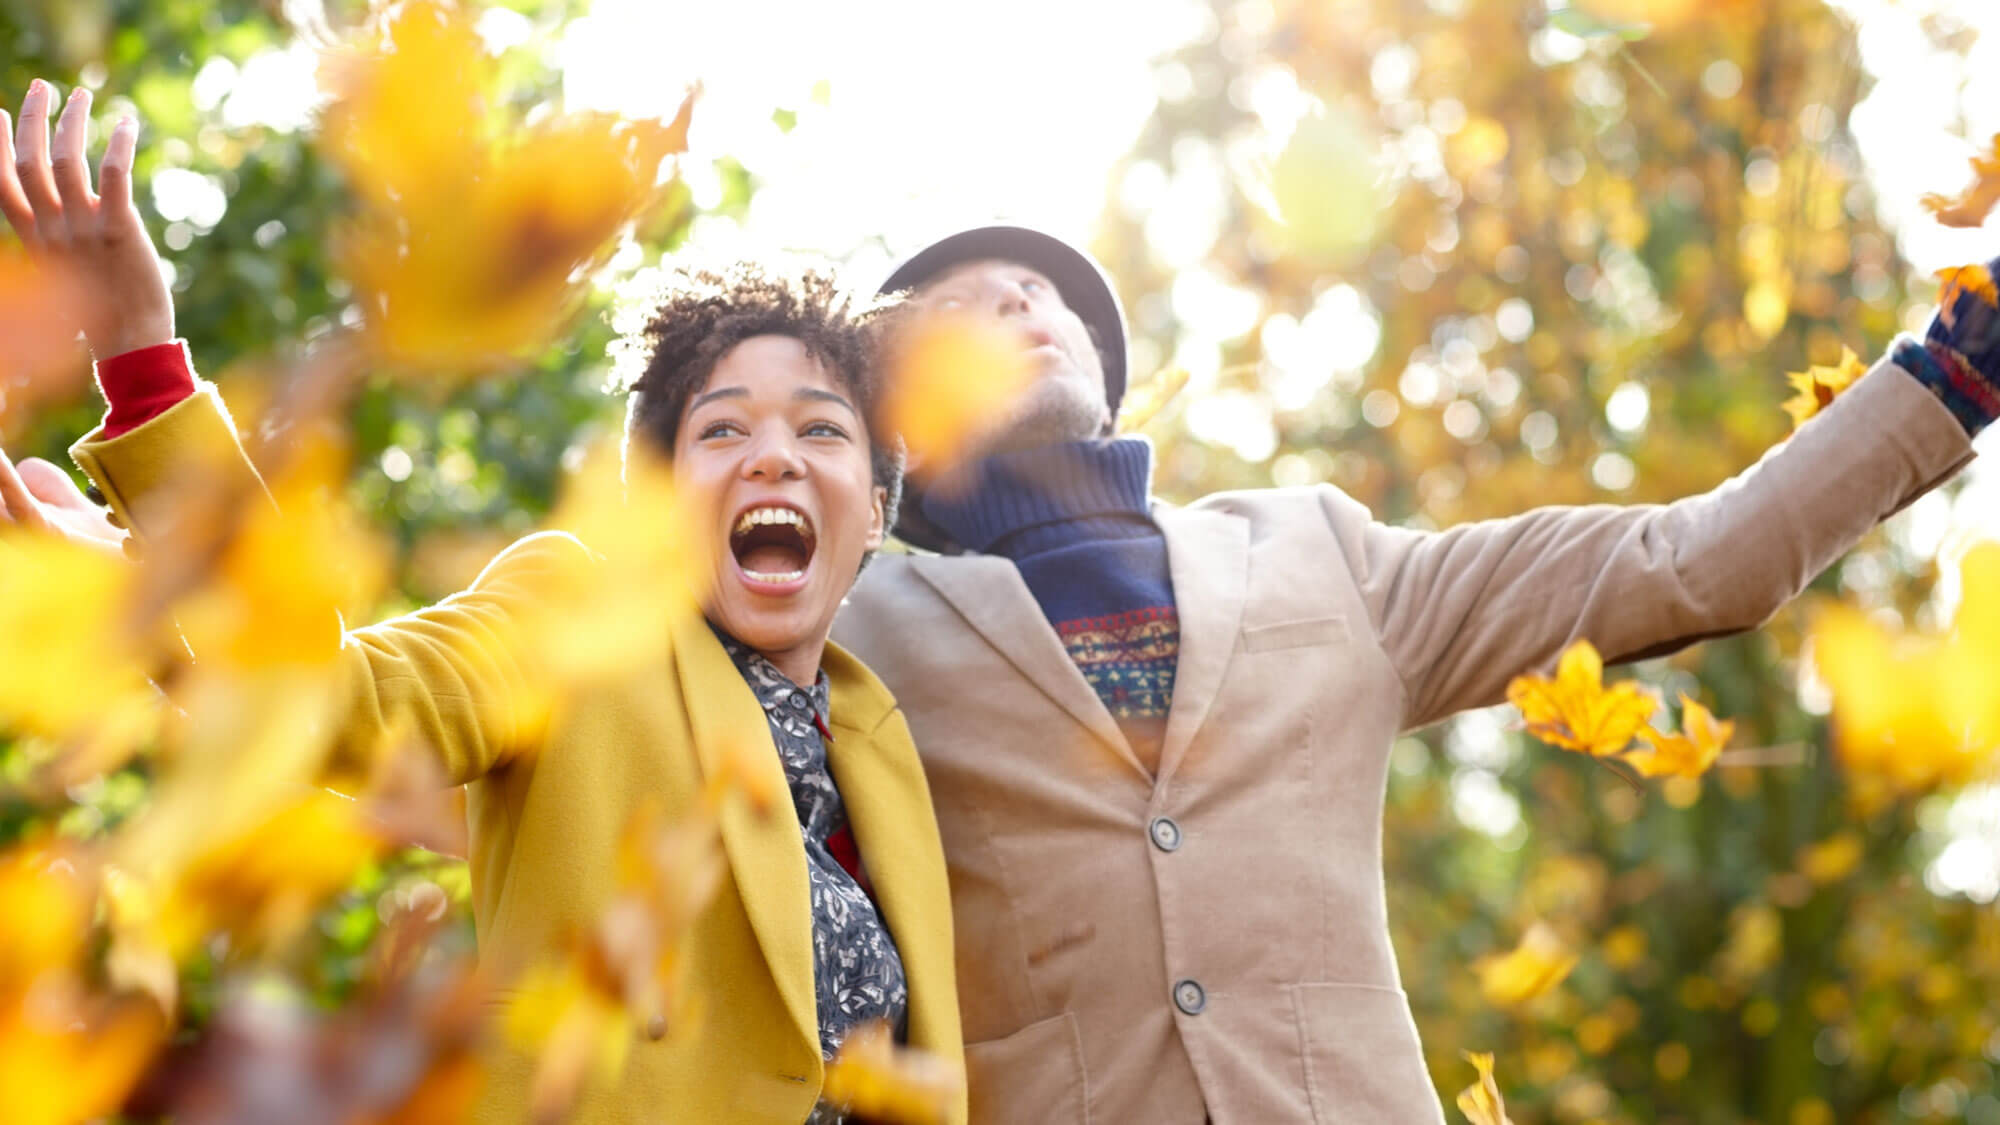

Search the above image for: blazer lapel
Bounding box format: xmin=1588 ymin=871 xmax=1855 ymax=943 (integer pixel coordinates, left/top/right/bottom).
xmin=1154 ymin=503 xmax=1249 ymax=786
xmin=907 ymin=553 xmax=1149 ymax=782
xmin=672 ymin=614 xmax=819 ymax=1060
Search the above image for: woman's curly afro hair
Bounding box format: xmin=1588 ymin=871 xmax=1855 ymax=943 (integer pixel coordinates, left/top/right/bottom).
xmin=618 ymin=261 xmax=904 ymax=537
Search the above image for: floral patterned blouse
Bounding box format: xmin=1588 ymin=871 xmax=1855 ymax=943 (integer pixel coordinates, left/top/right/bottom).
xmin=714 ymin=628 xmax=909 ymax=1121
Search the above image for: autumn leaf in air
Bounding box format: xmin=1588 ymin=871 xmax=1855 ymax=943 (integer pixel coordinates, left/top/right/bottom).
xmin=1505 ymin=640 xmax=1657 ymax=756
xmin=821 ymin=1020 xmax=966 ymax=1125
xmin=1920 ymin=135 xmax=2000 ymax=228
xmin=1473 ymin=920 xmax=1578 ymax=1007
xmin=1936 ymin=263 xmax=2000 ymax=331
xmin=1454 ymin=1051 xmax=1515 ymax=1125
xmin=1780 ymin=347 xmax=1867 ymax=430
xmin=882 ymin=313 xmax=1033 ymax=478
xmin=1624 ymin=693 xmax=1732 ymax=779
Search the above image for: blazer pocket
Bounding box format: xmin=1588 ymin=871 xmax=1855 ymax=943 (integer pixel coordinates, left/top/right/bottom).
xmin=1241 ymin=616 xmax=1349 ymax=653
xmin=1290 ymin=983 xmax=1446 ymax=1125
xmin=965 ymin=1010 xmax=1090 ymax=1125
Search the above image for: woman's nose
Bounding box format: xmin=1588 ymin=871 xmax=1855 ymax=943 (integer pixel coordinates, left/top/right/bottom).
xmin=742 ymin=428 xmax=805 ymax=480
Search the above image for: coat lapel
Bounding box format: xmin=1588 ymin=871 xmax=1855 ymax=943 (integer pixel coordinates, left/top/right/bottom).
xmin=906 ymin=553 xmax=1149 ymax=782
xmin=821 ymin=651 xmax=958 ymax=1056
xmin=1154 ymin=503 xmax=1249 ymax=786
xmin=672 ymin=614 xmax=819 ymax=1061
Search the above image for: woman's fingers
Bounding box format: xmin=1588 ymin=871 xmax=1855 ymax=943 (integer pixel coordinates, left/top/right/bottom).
xmin=15 ymin=458 xmax=91 ymax=513
xmin=0 ymin=109 xmax=38 ymax=246
xmin=98 ymin=115 xmax=137 ymax=215
xmin=14 ymin=82 xmax=64 ymax=240
xmin=0 ymin=448 xmax=55 ymax=533
xmin=50 ymin=86 xmax=97 ymax=219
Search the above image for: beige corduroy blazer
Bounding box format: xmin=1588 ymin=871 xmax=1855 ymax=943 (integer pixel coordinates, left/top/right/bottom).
xmin=831 ymin=359 xmax=1974 ymax=1124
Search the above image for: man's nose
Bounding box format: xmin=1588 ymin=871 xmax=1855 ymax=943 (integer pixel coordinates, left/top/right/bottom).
xmin=992 ymin=280 xmax=1031 ymax=318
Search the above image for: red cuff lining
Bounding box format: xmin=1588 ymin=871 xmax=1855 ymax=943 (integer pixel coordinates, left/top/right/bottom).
xmin=96 ymin=340 xmax=197 ymax=439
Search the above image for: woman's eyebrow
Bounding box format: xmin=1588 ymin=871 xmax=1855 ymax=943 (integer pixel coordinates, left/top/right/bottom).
xmin=795 ymin=387 xmax=857 ymax=416
xmin=690 ymin=386 xmax=749 ymax=411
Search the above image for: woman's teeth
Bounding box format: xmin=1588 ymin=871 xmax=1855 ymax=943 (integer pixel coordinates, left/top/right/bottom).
xmin=743 ymin=567 xmax=806 ymax=584
xmin=732 ymin=507 xmax=813 ymax=538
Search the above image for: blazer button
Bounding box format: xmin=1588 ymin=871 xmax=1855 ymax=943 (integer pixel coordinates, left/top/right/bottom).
xmin=1173 ymin=979 xmax=1206 ymax=1015
xmin=120 ymin=536 xmax=143 ymax=561
xmin=85 ymin=485 xmax=106 ymax=506
xmin=1149 ymin=816 xmax=1182 ymax=852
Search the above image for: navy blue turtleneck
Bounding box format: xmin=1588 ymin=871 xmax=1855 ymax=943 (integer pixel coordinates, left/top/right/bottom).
xmin=922 ymin=438 xmax=1180 ymax=765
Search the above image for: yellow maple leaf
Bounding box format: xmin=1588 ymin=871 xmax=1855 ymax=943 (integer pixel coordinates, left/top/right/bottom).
xmin=1624 ymin=693 xmax=1733 ymax=779
xmin=1474 ymin=921 xmax=1578 ymax=1008
xmin=1780 ymin=347 xmax=1868 ymax=430
xmin=321 ymin=0 xmax=692 ymax=372
xmin=1505 ymin=640 xmax=1657 ymax=756
xmin=882 ymin=314 xmax=1034 ymax=478
xmin=1936 ymin=263 xmax=2000 ymax=330
xmin=1810 ymin=542 xmax=2000 ymax=803
xmin=1454 ymin=1051 xmax=1516 ymax=1125
xmin=1920 ymin=135 xmax=2000 ymax=229
xmin=820 ymin=1021 xmax=965 ymax=1125
xmin=1115 ymin=366 xmax=1191 ymax=434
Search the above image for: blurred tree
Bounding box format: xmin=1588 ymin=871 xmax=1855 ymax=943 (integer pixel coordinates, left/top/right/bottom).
xmin=1094 ymin=1 xmax=1999 ymax=1123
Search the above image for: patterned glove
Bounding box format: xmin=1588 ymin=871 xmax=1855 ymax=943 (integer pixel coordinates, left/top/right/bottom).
xmin=1893 ymin=264 xmax=2000 ymax=436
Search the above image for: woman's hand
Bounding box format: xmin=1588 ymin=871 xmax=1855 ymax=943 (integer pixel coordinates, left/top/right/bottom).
xmin=0 ymin=448 xmax=124 ymax=555
xmin=0 ymin=79 xmax=173 ymax=359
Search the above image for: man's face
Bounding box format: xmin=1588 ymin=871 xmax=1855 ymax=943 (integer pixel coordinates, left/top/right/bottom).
xmin=913 ymin=258 xmax=1111 ymax=453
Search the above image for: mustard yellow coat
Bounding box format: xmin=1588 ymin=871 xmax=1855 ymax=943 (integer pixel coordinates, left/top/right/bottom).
xmin=71 ymin=386 xmax=966 ymax=1125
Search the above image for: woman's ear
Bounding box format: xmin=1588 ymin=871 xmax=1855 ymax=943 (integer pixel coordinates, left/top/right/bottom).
xmin=866 ymin=484 xmax=887 ymax=551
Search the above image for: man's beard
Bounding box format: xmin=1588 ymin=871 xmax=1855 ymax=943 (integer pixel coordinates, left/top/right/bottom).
xmin=978 ymin=378 xmax=1110 ymax=455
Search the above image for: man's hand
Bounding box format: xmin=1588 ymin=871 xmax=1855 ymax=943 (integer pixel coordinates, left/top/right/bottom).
xmin=0 ymin=448 xmax=124 ymax=555
xmin=0 ymin=79 xmax=173 ymax=359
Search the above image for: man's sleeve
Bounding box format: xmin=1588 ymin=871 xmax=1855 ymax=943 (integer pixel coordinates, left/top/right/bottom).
xmin=1322 ymin=352 xmax=1975 ymax=732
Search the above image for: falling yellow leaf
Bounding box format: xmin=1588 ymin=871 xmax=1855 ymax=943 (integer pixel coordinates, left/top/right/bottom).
xmin=1454 ymin=1051 xmax=1516 ymax=1125
xmin=1937 ymin=263 xmax=2000 ymax=328
xmin=1920 ymin=135 xmax=2000 ymax=229
xmin=820 ymin=1021 xmax=965 ymax=1125
xmin=0 ymin=529 xmax=158 ymax=771
xmin=1742 ymin=276 xmax=1792 ymax=341
xmin=1811 ymin=542 xmax=2000 ymax=802
xmin=1248 ymin=103 xmax=1389 ymax=266
xmin=1115 ymin=366 xmax=1191 ymax=434
xmin=1780 ymin=347 xmax=1868 ymax=430
xmin=1625 ymin=694 xmax=1733 ymax=779
xmin=320 ymin=0 xmax=692 ymax=371
xmin=1506 ymin=640 xmax=1657 ymax=756
xmin=504 ymin=961 xmax=634 ymax=1125
xmin=1474 ymin=921 xmax=1577 ymax=1008
xmin=0 ymin=250 xmax=88 ymax=424
xmin=882 ymin=314 xmax=1034 ymax=477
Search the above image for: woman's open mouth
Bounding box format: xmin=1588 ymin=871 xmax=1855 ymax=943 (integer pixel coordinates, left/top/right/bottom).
xmin=729 ymin=504 xmax=817 ymax=589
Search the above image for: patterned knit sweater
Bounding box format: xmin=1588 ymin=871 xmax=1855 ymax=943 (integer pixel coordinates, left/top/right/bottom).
xmin=922 ymin=439 xmax=1180 ymax=767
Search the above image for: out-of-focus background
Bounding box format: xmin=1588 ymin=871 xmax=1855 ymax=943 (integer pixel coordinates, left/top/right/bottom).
xmin=4 ymin=0 xmax=2000 ymax=1121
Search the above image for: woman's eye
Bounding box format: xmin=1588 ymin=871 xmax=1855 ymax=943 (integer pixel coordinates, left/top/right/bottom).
xmin=699 ymin=420 xmax=743 ymax=439
xmin=804 ymin=421 xmax=849 ymax=439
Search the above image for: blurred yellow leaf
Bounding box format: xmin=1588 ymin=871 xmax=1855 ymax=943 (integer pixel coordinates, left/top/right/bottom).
xmin=1937 ymin=263 xmax=2000 ymax=323
xmin=1742 ymin=276 xmax=1792 ymax=340
xmin=820 ymin=1020 xmax=965 ymax=1125
xmin=322 ymin=0 xmax=692 ymax=371
xmin=1811 ymin=542 xmax=2000 ymax=801
xmin=1920 ymin=135 xmax=2000 ymax=229
xmin=0 ymin=529 xmax=157 ymax=767
xmin=0 ymin=251 xmax=88 ymax=422
xmin=1625 ymin=693 xmax=1732 ymax=779
xmin=505 ymin=961 xmax=633 ymax=1125
xmin=1506 ymin=640 xmax=1656 ymax=756
xmin=1116 ymin=366 xmax=1191 ymax=434
xmin=1249 ymin=103 xmax=1388 ymax=266
xmin=1474 ymin=921 xmax=1577 ymax=1007
xmin=1780 ymin=347 xmax=1867 ymax=430
xmin=884 ymin=314 xmax=1033 ymax=477
xmin=142 ymin=789 xmax=385 ymax=959
xmin=1454 ymin=1050 xmax=1515 ymax=1125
